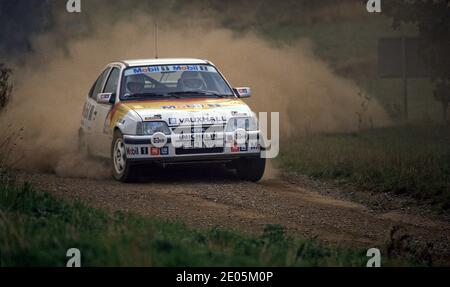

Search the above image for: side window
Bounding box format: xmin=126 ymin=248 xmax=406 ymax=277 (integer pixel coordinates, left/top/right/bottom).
xmin=104 ymin=68 xmax=120 ymax=94
xmin=88 ymin=82 xmax=96 ymax=98
xmin=90 ymin=68 xmax=111 ymax=98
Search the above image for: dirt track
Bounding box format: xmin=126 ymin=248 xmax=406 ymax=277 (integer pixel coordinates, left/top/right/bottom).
xmin=15 ymin=166 xmax=450 ymax=264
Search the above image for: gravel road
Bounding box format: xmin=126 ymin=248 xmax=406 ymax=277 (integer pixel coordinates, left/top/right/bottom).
xmin=14 ymin=165 xmax=450 ymax=264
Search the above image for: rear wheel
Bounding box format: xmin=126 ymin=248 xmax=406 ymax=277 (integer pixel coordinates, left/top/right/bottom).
xmin=234 ymin=156 xmax=266 ymax=182
xmin=112 ymin=130 xmax=136 ymax=182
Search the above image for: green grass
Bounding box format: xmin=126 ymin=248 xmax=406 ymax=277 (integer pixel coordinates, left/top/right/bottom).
xmin=0 ymin=174 xmax=401 ymax=267
xmin=277 ymin=125 xmax=450 ymax=211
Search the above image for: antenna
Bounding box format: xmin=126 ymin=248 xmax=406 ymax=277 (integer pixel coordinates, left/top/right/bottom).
xmin=155 ymin=22 xmax=159 ymax=59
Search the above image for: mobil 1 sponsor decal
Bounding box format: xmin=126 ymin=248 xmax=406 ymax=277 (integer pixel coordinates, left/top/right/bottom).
xmin=130 ymin=65 xmax=212 ymax=75
xmin=127 ymin=147 xmax=139 ymax=156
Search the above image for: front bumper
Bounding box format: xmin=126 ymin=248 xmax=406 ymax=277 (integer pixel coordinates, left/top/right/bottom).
xmin=123 ymin=131 xmax=261 ymax=164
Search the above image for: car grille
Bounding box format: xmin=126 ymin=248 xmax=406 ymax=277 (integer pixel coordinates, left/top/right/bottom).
xmin=171 ymin=124 xmax=225 ymax=134
xmin=175 ymin=147 xmax=224 ymax=155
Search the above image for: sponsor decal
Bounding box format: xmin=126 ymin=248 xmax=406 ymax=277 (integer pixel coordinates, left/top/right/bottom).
xmin=99 ymin=93 xmax=111 ymax=101
xmin=151 ymin=132 xmax=167 ymax=148
xmin=231 ymin=146 xmax=240 ymax=153
xmin=145 ymin=115 xmax=162 ymax=121
xmin=178 ymin=116 xmax=227 ymax=124
xmin=120 ymin=98 xmax=245 ymax=111
xmin=127 ymin=147 xmax=139 ymax=156
xmin=132 ymin=66 xmax=166 ymax=74
xmin=234 ymin=129 xmax=248 ymax=145
xmin=203 ymin=135 xmax=218 ymax=148
xmin=238 ymin=88 xmax=249 ymax=94
xmin=152 ymin=137 xmax=165 ymax=144
xmin=177 ymin=133 xmax=192 ymax=141
xmin=184 ymin=104 xmax=204 ymax=109
xmin=160 ymin=147 xmax=169 ymax=155
xmin=250 ymin=143 xmax=260 ymax=151
xmin=126 ymin=65 xmax=213 ymax=76
xmin=192 ymin=126 xmax=203 ymax=133
xmin=150 ymin=147 xmax=160 ymax=156
xmin=231 ymin=111 xmax=248 ymax=117
xmin=169 ymin=118 xmax=178 ymax=125
xmin=173 ymin=65 xmax=200 ymax=72
xmin=141 ymin=147 xmax=149 ymax=155
xmin=208 ymin=103 xmax=222 ymax=108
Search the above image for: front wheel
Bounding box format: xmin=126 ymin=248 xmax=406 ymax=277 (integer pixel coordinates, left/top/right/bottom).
xmin=112 ymin=130 xmax=136 ymax=182
xmin=234 ymin=157 xmax=266 ymax=182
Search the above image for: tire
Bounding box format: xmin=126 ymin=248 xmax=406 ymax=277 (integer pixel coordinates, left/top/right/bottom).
xmin=234 ymin=156 xmax=266 ymax=182
xmin=111 ymin=130 xmax=137 ymax=182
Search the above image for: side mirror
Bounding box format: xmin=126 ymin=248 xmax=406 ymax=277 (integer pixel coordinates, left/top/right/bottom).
xmin=235 ymin=87 xmax=252 ymax=98
xmin=96 ymin=93 xmax=115 ymax=104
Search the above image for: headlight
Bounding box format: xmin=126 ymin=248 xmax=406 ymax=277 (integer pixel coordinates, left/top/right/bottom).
xmin=138 ymin=121 xmax=171 ymax=135
xmin=226 ymin=117 xmax=257 ymax=132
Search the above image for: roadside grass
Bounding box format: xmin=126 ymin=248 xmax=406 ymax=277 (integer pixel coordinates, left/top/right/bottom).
xmin=0 ymin=173 xmax=412 ymax=267
xmin=277 ymin=125 xmax=450 ymax=211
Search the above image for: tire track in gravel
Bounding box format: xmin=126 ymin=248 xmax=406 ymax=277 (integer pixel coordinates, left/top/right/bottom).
xmin=14 ymin=166 xmax=450 ymax=263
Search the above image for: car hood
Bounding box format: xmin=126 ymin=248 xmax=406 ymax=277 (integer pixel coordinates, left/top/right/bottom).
xmin=121 ymin=98 xmax=253 ymax=126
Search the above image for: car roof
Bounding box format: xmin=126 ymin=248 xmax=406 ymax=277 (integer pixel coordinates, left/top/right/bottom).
xmin=120 ymin=58 xmax=211 ymax=67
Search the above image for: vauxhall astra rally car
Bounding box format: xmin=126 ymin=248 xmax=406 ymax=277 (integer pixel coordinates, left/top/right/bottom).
xmin=79 ymin=58 xmax=265 ymax=182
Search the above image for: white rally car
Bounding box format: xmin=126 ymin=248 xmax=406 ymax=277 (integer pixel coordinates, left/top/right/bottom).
xmin=79 ymin=58 xmax=265 ymax=182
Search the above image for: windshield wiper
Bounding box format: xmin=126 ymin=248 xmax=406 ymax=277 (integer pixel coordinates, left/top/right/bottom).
xmin=167 ymin=91 xmax=232 ymax=98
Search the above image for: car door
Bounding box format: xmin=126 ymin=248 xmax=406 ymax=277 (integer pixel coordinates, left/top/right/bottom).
xmin=86 ymin=67 xmax=111 ymax=156
xmin=80 ymin=82 xmax=97 ymax=137
xmin=92 ymin=66 xmax=121 ymax=157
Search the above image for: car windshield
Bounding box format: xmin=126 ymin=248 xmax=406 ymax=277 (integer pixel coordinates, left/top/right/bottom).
xmin=120 ymin=64 xmax=235 ymax=100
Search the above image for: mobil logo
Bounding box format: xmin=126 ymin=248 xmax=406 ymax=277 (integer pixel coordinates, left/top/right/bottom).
xmin=172 ymin=65 xmax=200 ymax=72
xmin=133 ymin=66 xmax=160 ymax=74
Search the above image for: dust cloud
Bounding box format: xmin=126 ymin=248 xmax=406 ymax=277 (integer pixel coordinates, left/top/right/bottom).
xmin=0 ymin=12 xmax=390 ymax=178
